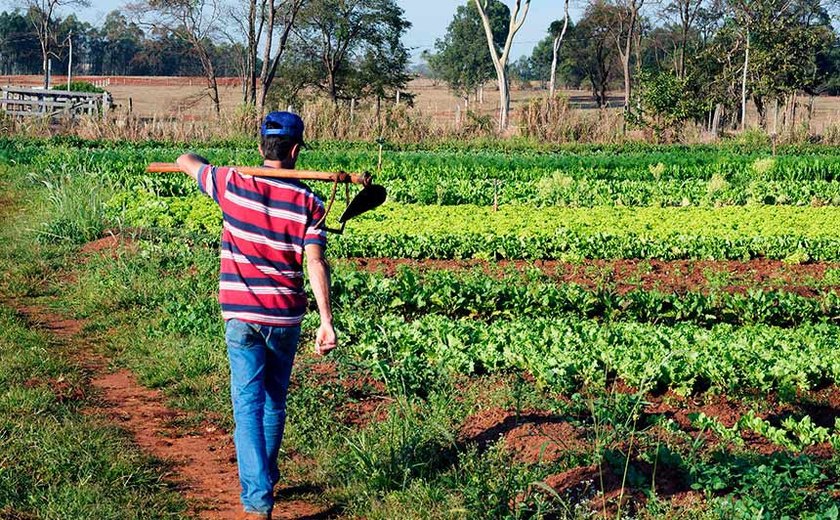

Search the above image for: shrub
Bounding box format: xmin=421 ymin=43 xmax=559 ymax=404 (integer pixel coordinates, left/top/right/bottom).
xmin=628 ymin=71 xmax=704 ymax=143
xmin=52 ymin=81 xmax=105 ymax=94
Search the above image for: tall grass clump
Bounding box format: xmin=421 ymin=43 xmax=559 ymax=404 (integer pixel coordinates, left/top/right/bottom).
xmin=519 ymin=95 xmax=624 ymax=144
xmin=298 ymin=99 xmax=438 ymax=143
xmin=30 ymin=169 xmax=111 ymax=244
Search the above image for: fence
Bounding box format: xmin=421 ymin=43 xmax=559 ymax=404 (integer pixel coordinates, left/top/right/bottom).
xmin=0 ymin=86 xmax=110 ymax=118
xmin=0 ymin=75 xmax=242 ymax=88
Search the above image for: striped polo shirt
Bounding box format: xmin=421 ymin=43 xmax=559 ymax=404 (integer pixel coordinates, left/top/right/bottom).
xmin=197 ymin=164 xmax=327 ymax=327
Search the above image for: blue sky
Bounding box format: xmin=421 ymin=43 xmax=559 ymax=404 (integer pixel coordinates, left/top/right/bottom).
xmin=76 ymin=0 xmax=582 ymax=60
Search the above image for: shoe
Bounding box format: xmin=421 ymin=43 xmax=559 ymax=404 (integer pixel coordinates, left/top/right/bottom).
xmin=235 ymin=511 xmax=271 ymax=520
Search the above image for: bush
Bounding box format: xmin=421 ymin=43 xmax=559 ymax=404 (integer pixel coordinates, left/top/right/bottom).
xmin=52 ymin=81 xmax=105 ymax=94
xmin=629 ymin=71 xmax=704 ymax=143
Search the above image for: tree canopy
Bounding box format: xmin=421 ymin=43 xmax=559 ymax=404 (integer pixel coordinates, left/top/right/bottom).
xmin=423 ymin=0 xmax=510 ymax=99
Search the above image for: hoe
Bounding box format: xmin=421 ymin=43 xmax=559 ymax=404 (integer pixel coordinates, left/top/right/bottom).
xmin=146 ymin=163 xmax=387 ymax=234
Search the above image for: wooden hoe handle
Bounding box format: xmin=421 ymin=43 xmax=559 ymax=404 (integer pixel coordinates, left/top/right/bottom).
xmin=146 ymin=162 xmax=372 ymax=186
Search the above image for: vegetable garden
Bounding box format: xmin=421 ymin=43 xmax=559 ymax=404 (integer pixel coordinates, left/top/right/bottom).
xmin=2 ymin=137 xmax=839 ymax=518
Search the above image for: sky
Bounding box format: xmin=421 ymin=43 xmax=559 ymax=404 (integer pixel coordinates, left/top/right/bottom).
xmin=75 ymin=0 xmax=584 ymax=61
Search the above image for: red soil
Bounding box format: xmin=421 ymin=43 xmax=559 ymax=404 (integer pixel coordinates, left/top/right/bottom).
xmin=348 ymin=258 xmax=840 ymax=296
xmin=464 ymin=386 xmax=839 ymax=514
xmin=79 ymin=233 xmax=137 ymax=256
xmin=459 ymin=407 xmax=589 ymax=464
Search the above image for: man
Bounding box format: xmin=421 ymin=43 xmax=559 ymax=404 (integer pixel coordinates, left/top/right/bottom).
xmin=176 ymin=111 xmax=336 ymax=520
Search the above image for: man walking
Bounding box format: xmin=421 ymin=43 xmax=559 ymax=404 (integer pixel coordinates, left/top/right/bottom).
xmin=176 ymin=111 xmax=336 ymax=519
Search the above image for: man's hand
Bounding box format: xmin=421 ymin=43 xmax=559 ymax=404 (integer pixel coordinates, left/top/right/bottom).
xmin=315 ymin=323 xmax=337 ymax=356
xmin=176 ymin=153 xmax=210 ymax=182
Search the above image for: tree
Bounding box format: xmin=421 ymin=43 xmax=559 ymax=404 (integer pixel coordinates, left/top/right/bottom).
xmin=629 ymin=70 xmax=704 ymax=141
xmin=0 ymin=10 xmax=41 ymax=74
xmin=523 ymin=20 xmax=581 ymax=87
xmin=740 ymin=0 xmax=832 ymax=129
xmin=662 ymin=0 xmax=706 ymax=78
xmin=474 ymin=0 xmax=531 ymax=130
xmin=285 ymin=0 xmax=411 ymax=103
xmin=100 ymin=11 xmax=143 ymax=75
xmin=223 ymin=0 xmax=303 ymax=116
xmin=696 ymin=0 xmax=832 ymax=131
xmin=257 ymin=0 xmax=304 ymax=116
xmin=224 ymin=0 xmax=266 ymax=105
xmin=134 ymin=0 xmax=224 ymax=114
xmin=424 ymin=1 xmax=508 ymax=106
xmin=21 ymin=0 xmax=90 ymax=88
xmin=550 ymin=0 xmax=571 ymax=96
xmin=570 ymin=1 xmax=620 ymax=107
xmin=603 ymin=0 xmax=644 ymax=113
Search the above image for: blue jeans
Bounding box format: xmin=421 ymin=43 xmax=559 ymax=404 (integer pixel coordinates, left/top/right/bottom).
xmin=225 ymin=318 xmax=300 ymax=515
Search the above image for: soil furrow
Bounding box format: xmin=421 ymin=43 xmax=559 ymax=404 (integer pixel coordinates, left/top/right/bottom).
xmin=348 ymin=257 xmax=840 ymax=295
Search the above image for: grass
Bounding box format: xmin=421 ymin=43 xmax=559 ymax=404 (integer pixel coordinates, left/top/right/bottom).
xmin=0 ymin=308 xmax=189 ymax=520
xmin=0 ymin=167 xmax=188 ymax=519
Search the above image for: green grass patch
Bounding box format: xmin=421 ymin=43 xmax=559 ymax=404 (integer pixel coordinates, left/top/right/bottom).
xmin=0 ymin=306 xmax=188 ymax=520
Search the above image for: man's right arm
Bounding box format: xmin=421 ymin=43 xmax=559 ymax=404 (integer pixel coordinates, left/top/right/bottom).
xmin=305 ymin=243 xmax=336 ymax=356
xmin=176 ymin=153 xmax=209 ymax=182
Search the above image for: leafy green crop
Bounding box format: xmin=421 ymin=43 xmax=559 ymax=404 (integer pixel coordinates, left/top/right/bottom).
xmin=336 ymin=204 xmax=840 ymax=261
xmin=328 ymin=265 xmax=839 ymax=327
xmin=6 ymin=138 xmax=840 ymax=207
xmin=106 ymin=193 xmax=840 ymax=260
xmin=331 ymin=311 xmax=840 ymax=395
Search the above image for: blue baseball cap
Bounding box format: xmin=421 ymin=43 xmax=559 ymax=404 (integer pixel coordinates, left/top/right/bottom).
xmin=261 ymin=111 xmax=305 ymax=144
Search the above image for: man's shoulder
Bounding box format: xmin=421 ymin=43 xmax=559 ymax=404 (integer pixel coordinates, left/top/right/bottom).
xmin=229 ymin=173 xmax=323 ymax=210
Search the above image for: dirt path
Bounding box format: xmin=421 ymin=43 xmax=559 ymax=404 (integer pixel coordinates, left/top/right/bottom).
xmin=11 ymin=301 xmax=335 ymax=520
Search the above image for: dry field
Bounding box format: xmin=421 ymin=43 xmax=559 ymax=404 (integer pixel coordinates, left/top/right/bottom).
xmin=4 ymin=74 xmax=840 ymax=131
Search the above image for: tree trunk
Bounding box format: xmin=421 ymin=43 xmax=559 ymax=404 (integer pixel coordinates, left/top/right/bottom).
xmin=740 ymin=28 xmax=749 ymax=131
xmin=244 ymin=0 xmax=257 ymax=104
xmin=258 ymin=0 xmax=301 ymax=117
xmin=258 ymin=0 xmax=277 ymax=116
xmin=473 ymin=0 xmax=531 ymax=130
xmin=197 ymin=47 xmax=221 ymax=114
xmin=498 ymin=70 xmax=510 ymax=130
xmin=376 ymin=96 xmax=382 ymax=133
xmin=209 ymin=73 xmax=221 ymax=114
xmin=754 ymin=96 xmax=766 ymax=129
xmin=712 ymin=103 xmax=722 ymax=136
xmin=550 ymin=38 xmax=560 ymax=97
xmin=549 ymin=0 xmax=570 ymax=97
xmin=41 ymin=42 xmax=49 ymax=90
xmin=329 ymin=70 xmax=338 ymax=103
xmin=622 ymin=54 xmax=631 ymax=111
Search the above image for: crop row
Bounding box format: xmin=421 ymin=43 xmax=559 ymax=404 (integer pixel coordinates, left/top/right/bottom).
xmin=106 ymin=192 xmax=840 ymax=261
xmin=388 ymin=176 xmax=840 ymax=207
xmin=327 ymin=311 xmax=840 ymax=395
xmin=338 ymin=205 xmax=840 ymax=261
xmin=329 ymin=266 xmax=839 ymax=327
xmin=8 ymin=139 xmax=840 ymax=200
xmin=8 ymin=138 xmax=840 ymax=180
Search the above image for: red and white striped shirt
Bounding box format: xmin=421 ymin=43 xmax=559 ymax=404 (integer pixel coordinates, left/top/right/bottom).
xmin=197 ymin=165 xmax=327 ymax=327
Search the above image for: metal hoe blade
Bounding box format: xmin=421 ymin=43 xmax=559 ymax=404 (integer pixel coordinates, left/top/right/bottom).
xmin=339 ymin=185 xmax=387 ymax=223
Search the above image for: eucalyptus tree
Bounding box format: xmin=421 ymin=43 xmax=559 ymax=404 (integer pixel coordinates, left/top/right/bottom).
xmin=474 ymin=0 xmax=532 ymax=129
